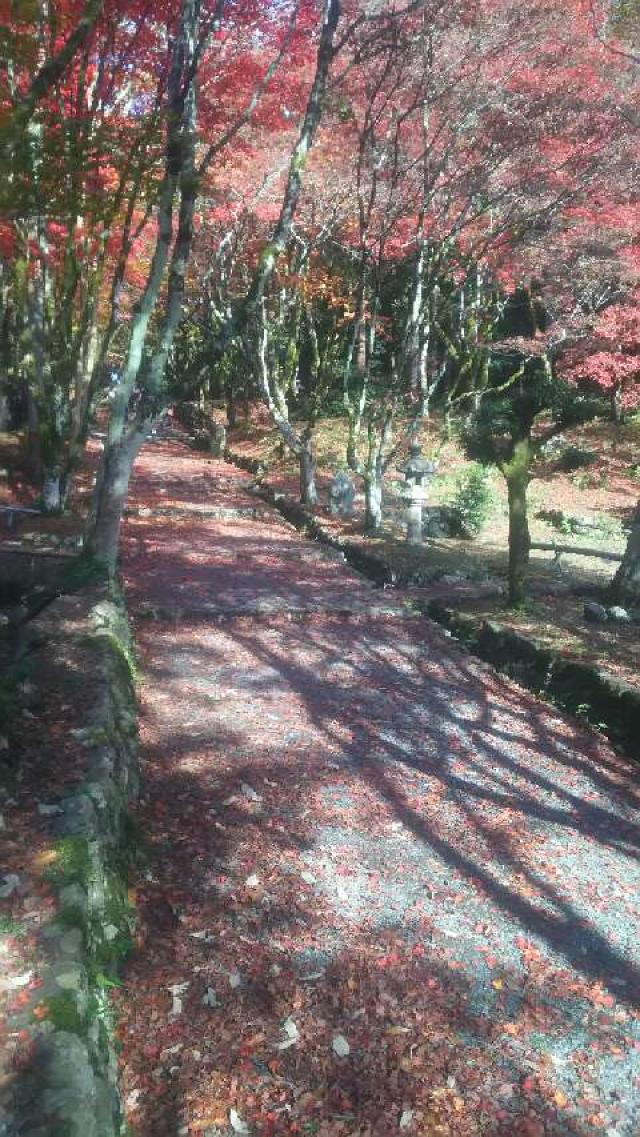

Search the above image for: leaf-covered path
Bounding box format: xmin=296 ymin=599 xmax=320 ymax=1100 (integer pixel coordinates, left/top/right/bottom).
xmin=117 ymin=439 xmax=640 ymax=1137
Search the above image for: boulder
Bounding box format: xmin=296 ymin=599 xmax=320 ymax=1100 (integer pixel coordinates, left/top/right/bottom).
xmin=584 ymin=601 xmax=609 ymax=623
xmin=607 ymin=606 xmax=631 ymax=623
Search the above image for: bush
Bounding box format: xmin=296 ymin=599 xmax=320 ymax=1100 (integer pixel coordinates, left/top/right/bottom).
xmin=451 ymin=464 xmax=495 ymax=538
xmin=557 ymin=446 xmax=598 ymax=472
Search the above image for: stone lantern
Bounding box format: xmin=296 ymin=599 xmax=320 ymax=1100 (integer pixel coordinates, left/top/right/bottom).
xmin=398 ymin=441 xmax=436 ymax=545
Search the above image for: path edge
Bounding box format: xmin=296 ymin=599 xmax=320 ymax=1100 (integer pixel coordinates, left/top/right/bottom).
xmin=222 ymin=443 xmax=638 ymax=761
xmin=424 ymin=600 xmax=640 ymax=761
xmin=13 ymin=581 xmax=138 ymax=1137
xmin=223 ymin=445 xmax=396 ymax=585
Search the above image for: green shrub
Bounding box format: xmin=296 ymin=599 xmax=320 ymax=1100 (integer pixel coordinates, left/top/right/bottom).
xmin=557 ymin=446 xmax=598 ymax=472
xmin=452 ymin=464 xmax=495 ymax=538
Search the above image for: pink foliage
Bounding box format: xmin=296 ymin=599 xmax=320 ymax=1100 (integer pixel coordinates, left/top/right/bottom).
xmin=560 ymin=293 xmax=640 ymax=407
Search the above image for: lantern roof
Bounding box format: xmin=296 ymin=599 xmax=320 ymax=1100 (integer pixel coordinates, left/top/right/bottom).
xmin=398 ymin=441 xmax=436 ymax=479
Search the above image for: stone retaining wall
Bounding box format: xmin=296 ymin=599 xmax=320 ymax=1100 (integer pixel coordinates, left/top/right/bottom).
xmin=426 ymin=600 xmax=640 ymax=761
xmin=12 ymin=583 xmax=138 ymax=1137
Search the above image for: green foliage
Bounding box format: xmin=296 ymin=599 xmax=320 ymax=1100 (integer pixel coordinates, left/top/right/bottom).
xmin=536 ymin=508 xmax=575 ymax=534
xmin=610 ymin=0 xmax=640 ymax=45
xmin=451 ymin=464 xmax=496 ymax=538
xmin=572 ymin=469 xmax=609 ymax=491
xmin=462 ymin=351 xmax=604 ymax=470
xmin=462 ymin=391 xmax=519 ymax=467
xmin=556 ymin=446 xmax=598 ymax=472
xmin=61 ymin=554 xmax=109 ymax=593
xmin=41 ymin=992 xmax=86 ymax=1034
xmin=319 ymin=395 xmax=349 ymax=418
xmin=47 ymin=837 xmax=92 ymax=887
xmin=0 ymin=914 xmax=26 ymax=936
xmin=537 ymin=507 xmax=621 ymax=540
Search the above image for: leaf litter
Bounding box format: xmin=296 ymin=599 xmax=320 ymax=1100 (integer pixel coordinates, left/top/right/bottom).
xmin=115 ymin=443 xmax=640 ymax=1137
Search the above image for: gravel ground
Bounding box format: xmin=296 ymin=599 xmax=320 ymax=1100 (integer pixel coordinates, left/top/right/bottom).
xmin=117 ymin=442 xmax=640 ymax=1137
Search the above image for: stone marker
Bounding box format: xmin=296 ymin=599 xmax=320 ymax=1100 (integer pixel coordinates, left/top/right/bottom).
xmin=210 ymin=423 xmax=227 ymax=458
xmin=328 ymin=471 xmax=355 ymax=516
xmin=584 ymin=601 xmax=609 ymax=623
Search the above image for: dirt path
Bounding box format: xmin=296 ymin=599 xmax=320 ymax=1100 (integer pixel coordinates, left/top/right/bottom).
xmin=117 ymin=438 xmax=640 ymax=1137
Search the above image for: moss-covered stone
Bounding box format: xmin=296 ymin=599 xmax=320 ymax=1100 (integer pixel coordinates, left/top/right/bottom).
xmin=11 ymin=586 xmax=139 ymax=1137
xmin=426 ymin=600 xmax=640 ymax=759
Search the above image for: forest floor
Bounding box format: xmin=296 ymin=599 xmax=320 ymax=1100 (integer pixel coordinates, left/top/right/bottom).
xmin=113 ymin=437 xmax=640 ymax=1137
xmin=0 ymin=411 xmax=637 ymax=690
xmin=224 ymin=411 xmax=640 ymax=692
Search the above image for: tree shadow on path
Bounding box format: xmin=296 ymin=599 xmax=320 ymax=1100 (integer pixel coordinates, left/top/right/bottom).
xmin=118 ymin=608 xmax=640 ymax=1136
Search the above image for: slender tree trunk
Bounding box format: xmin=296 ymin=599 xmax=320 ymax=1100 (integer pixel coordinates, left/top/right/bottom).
xmin=505 ymin=441 xmax=531 ymax=607
xmin=299 ymin=428 xmax=317 ymax=506
xmin=364 ymin=471 xmax=383 ymax=535
xmin=241 ymin=0 xmax=341 ymax=324
xmin=346 ymin=413 xmax=359 ymax=471
xmin=225 ymin=380 xmax=237 ymax=429
xmin=361 ymin=409 xmax=393 ymax=537
xmin=611 ymin=381 xmax=623 ymax=425
xmin=610 ymin=501 xmax=640 ymax=605
xmin=25 ymin=388 xmax=41 ymax=471
xmin=41 ymin=468 xmax=67 ymax=513
xmin=85 ymin=428 xmax=145 ymax=568
xmin=85 ymin=0 xmax=204 ymax=566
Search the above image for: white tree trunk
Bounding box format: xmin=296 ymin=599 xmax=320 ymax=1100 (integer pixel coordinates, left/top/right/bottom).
xmin=364 ymin=473 xmax=383 ymax=535
xmin=41 ymin=468 xmax=69 ymax=513
xmin=299 ymin=431 xmax=318 ymax=507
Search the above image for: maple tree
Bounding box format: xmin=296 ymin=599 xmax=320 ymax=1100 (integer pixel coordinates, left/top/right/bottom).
xmin=0 ymin=0 xmax=105 ymax=140
xmin=560 ymin=293 xmax=640 ymax=422
xmin=1 ymin=0 xmax=638 ymax=574
xmin=559 ymin=295 xmax=640 ymax=604
xmin=0 ymin=0 xmax=167 ymax=506
xmin=204 ymin=0 xmax=639 ymax=534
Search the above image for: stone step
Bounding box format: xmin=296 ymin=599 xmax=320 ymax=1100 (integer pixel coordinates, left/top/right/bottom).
xmin=125 ymin=503 xmax=271 ymax=521
xmin=133 ymin=599 xmax=420 ymax=623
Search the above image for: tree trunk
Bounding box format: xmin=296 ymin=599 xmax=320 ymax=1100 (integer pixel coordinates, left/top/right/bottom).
xmin=0 ymin=394 xmax=10 ymax=431
xmin=42 ymin=468 xmax=66 ymax=513
xmin=225 ymin=381 xmax=237 ymax=429
xmin=85 ymin=430 xmax=145 ymax=570
xmin=611 ymin=382 xmax=623 ymax=425
xmin=241 ymin=0 xmax=341 ymax=324
xmin=299 ymin=430 xmax=317 ymax=507
xmin=346 ymin=420 xmax=358 ymax=472
xmin=610 ymin=503 xmax=640 ymax=605
xmin=505 ymin=441 xmax=531 ymax=607
xmin=364 ymin=472 xmax=383 ymax=535
xmin=87 ymin=0 xmax=204 ymax=567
